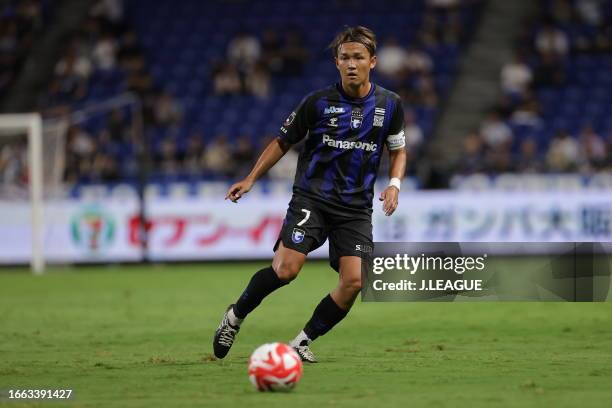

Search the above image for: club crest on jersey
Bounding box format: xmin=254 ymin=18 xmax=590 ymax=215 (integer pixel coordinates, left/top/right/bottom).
xmin=291 ymin=228 xmax=305 ymax=244
xmin=284 ymin=111 xmax=296 ymax=127
xmin=350 ymin=108 xmax=363 ymax=130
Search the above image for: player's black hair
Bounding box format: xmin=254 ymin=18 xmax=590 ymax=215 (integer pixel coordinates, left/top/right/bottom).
xmin=329 ymin=25 xmax=377 ymax=57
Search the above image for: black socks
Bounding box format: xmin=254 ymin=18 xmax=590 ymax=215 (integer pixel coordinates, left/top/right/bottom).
xmin=233 ymin=266 xmax=289 ymax=319
xmin=303 ymin=294 xmax=348 ymax=341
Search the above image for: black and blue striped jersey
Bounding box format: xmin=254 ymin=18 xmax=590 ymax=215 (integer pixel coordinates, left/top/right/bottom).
xmin=279 ymin=82 xmax=405 ymax=210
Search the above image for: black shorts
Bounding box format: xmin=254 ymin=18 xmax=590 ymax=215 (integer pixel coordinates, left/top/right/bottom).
xmin=274 ymin=193 xmax=373 ymax=272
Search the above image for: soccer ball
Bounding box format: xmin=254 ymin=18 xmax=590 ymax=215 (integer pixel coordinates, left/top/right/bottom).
xmin=248 ymin=342 xmax=303 ymax=392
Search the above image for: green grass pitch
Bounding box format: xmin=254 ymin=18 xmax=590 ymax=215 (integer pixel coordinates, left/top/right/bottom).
xmin=1 ymin=262 xmax=612 ymax=407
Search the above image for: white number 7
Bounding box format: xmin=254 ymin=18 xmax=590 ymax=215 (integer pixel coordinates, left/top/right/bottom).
xmin=297 ymin=209 xmax=311 ymax=226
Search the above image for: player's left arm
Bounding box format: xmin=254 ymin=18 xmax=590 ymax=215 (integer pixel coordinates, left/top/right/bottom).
xmin=379 ymin=99 xmax=407 ymax=216
xmin=380 ymin=147 xmax=406 ymax=216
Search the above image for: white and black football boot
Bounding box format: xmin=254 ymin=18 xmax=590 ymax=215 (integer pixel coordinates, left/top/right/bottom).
xmin=213 ymin=304 xmax=240 ymax=359
xmin=291 ymin=340 xmax=318 ymax=363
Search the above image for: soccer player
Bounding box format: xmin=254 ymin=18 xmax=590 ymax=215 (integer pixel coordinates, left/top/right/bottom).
xmin=213 ymin=26 xmax=407 ymax=362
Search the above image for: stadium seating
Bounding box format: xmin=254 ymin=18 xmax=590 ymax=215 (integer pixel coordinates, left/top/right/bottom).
xmin=68 ymin=0 xmax=482 ymax=181
xmin=511 ymin=0 xmax=612 ymax=154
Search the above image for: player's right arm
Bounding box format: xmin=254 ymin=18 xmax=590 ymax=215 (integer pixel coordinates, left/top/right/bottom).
xmin=225 ymin=137 xmax=291 ymax=202
xmin=225 ymin=93 xmax=316 ymax=203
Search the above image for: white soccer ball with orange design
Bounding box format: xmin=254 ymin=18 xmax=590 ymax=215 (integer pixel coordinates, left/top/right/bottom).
xmin=248 ymin=342 xmax=303 ymax=392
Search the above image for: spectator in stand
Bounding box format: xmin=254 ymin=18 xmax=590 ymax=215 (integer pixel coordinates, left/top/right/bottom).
xmin=414 ymin=73 xmax=439 ymax=108
xmin=92 ymin=32 xmax=117 ymax=70
xmin=576 ymin=0 xmax=602 ymax=26
xmin=404 ymin=110 xmax=424 ymax=152
xmin=157 ymin=137 xmax=180 ymax=176
xmin=245 ymin=61 xmax=271 ymax=99
xmin=91 ymin=152 xmax=119 ymax=182
xmin=203 ymin=135 xmax=232 ymax=177
xmin=64 ymin=125 xmax=96 ymax=181
xmin=0 ymin=139 xmax=28 ymax=187
xmin=515 ymin=137 xmax=544 ymax=173
xmin=500 ymin=52 xmax=532 ymax=98
xmin=153 ymin=91 xmax=182 ymax=127
xmin=260 ymin=28 xmax=283 ymax=74
xmin=227 ymin=31 xmax=261 ymax=73
xmin=578 ymin=125 xmax=607 ymax=170
xmin=90 ymin=0 xmax=124 ymax=27
xmin=183 ymin=132 xmax=205 ymax=175
xmin=269 ymin=148 xmax=299 ymax=180
xmin=546 ymin=130 xmax=580 ymax=172
xmin=457 ymin=131 xmax=486 ymax=174
xmin=265 ymin=135 xmax=298 ymax=180
xmin=510 ymin=98 xmax=543 ymax=128
xmin=405 ymin=45 xmax=433 ymax=77
xmin=480 ymin=111 xmax=513 ymax=149
xmin=279 ymin=30 xmax=308 ymax=76
xmin=403 ymin=110 xmax=424 ymax=174
xmin=534 ymin=22 xmax=569 ymax=59
xmin=55 ymin=44 xmax=92 ymax=80
xmin=231 ymin=136 xmax=256 ymax=178
xmin=376 ymin=37 xmax=408 ymax=82
xmin=213 ymin=62 xmax=242 ymax=96
xmin=117 ymin=30 xmax=142 ymax=66
xmin=485 ymin=143 xmax=513 ymax=173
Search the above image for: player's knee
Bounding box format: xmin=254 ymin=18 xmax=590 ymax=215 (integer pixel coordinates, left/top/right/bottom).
xmin=341 ymin=276 xmax=362 ymax=293
xmin=273 ymin=261 xmax=301 ymax=282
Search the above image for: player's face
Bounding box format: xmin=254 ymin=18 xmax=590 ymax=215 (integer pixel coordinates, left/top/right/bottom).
xmin=335 ymin=42 xmax=376 ymax=87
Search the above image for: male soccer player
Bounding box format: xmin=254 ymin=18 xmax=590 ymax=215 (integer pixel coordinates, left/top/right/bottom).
xmin=213 ymin=26 xmax=407 ymax=362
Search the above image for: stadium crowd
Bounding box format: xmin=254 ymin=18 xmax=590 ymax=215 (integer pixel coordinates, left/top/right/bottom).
xmin=458 ymin=0 xmax=612 ymax=175
xmin=4 ymin=0 xmax=609 ymax=188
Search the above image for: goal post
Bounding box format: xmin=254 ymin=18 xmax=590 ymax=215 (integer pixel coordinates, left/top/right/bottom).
xmin=0 ymin=113 xmax=44 ymax=274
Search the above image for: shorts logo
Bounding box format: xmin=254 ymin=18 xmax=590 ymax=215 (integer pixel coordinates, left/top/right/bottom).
xmin=284 ymin=112 xmax=296 ymax=127
xmin=355 ymin=244 xmax=373 ymax=253
xmin=292 ymin=228 xmax=305 ymax=244
xmin=350 ymin=108 xmax=363 ymax=130
xmin=324 ymin=106 xmax=345 ymax=114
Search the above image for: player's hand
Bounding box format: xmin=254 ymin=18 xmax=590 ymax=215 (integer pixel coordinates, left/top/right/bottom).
xmin=225 ymin=178 xmax=254 ymax=203
xmin=379 ymin=186 xmax=399 ymax=216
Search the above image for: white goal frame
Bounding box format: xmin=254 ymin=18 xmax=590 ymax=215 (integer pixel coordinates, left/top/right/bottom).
xmin=0 ymin=113 xmax=44 ymax=274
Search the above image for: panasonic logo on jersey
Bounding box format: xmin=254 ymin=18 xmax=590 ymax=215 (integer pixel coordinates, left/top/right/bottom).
xmin=322 ymin=134 xmax=377 ymax=152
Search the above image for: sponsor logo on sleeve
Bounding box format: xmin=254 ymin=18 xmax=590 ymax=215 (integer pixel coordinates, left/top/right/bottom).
xmin=284 ymin=111 xmax=297 ymax=127
xmin=373 ymin=107 xmax=385 ymax=127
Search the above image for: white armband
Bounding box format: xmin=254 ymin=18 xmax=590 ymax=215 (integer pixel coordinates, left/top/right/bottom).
xmin=386 ymin=130 xmax=405 ymax=150
xmin=389 ymin=177 xmax=401 ymax=191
